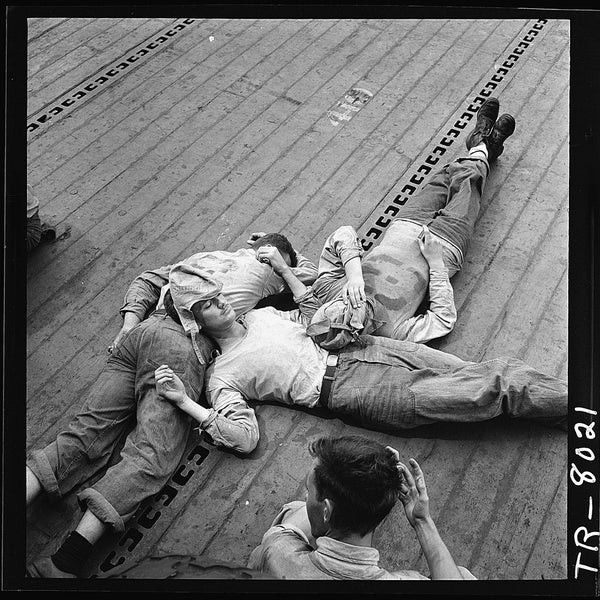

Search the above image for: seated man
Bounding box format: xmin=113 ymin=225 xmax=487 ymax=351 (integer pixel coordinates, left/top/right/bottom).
xmin=25 ymin=237 xmax=296 ymax=577
xmin=300 ymin=97 xmax=516 ymax=345
xmin=247 ymin=435 xmax=476 ymax=580
xmin=154 ymin=258 xmax=566 ymax=455
xmin=110 ymin=232 xmax=317 ymax=351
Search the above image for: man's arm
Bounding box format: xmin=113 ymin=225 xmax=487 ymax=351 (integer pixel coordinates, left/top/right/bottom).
xmin=396 ymin=456 xmax=464 ymax=580
xmin=318 ymin=225 xmax=366 ymax=307
xmin=291 ymin=251 xmax=318 ymax=285
xmin=120 ymin=266 xmax=171 ymax=319
xmin=155 ymin=366 xmax=259 ymax=454
xmin=391 ymin=227 xmax=457 ymax=343
xmin=391 ymin=271 xmax=457 ymax=343
xmin=112 ymin=266 xmax=172 ymax=349
xmin=255 ymin=246 xmax=323 ymax=323
xmin=246 ymin=231 xmax=318 ymax=287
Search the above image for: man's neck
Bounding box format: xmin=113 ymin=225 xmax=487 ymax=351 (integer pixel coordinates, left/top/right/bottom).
xmin=329 ymin=529 xmax=374 ymax=548
xmin=211 ymin=320 xmax=246 ymax=352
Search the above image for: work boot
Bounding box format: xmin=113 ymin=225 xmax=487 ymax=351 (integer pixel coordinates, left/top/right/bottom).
xmin=485 ymin=113 xmax=516 ymax=161
xmin=26 ymin=556 xmax=77 ymax=578
xmin=465 ymin=97 xmax=500 ymax=149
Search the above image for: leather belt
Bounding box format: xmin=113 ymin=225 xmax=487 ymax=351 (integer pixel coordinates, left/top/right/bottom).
xmin=318 ymin=352 xmax=339 ymax=408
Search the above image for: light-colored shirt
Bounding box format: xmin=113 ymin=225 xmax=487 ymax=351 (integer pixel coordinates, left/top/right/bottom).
xmin=388 ymin=269 xmax=456 ymax=343
xmin=206 ymin=307 xmax=328 ymax=411
xmin=314 ymin=223 xmax=457 ymax=343
xmin=247 ymin=501 xmax=429 ymax=580
xmin=120 ymin=248 xmax=318 ymax=321
xmin=199 ymin=306 xmax=327 ymax=451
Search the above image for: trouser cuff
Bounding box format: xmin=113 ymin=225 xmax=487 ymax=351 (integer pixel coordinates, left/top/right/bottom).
xmin=77 ymin=487 xmax=126 ymax=532
xmin=27 ymin=449 xmax=62 ymax=499
xmin=457 ymin=155 xmax=490 ymax=176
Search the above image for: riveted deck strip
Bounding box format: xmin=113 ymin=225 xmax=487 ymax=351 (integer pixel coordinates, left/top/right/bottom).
xmin=27 ymin=18 xmax=199 ymax=134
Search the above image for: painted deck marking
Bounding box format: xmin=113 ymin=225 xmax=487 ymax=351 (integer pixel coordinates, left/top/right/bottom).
xmin=96 ymin=443 xmax=210 ymax=577
xmin=327 ymin=87 xmax=373 ymax=127
xmin=358 ymin=18 xmax=551 ymax=251
xmin=27 ymin=18 xmax=199 ymax=138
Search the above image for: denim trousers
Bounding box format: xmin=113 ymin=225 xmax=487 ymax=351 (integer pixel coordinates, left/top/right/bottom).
xmin=27 ymin=312 xmax=210 ymax=532
xmin=324 ymin=336 xmax=567 ymax=430
xmin=397 ymin=157 xmax=489 ymax=263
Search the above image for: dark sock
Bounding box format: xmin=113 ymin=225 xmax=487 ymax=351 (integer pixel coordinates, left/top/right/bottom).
xmin=51 ymin=531 xmax=93 ymax=575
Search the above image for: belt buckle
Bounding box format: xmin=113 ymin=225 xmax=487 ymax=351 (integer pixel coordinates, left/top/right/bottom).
xmin=326 ymin=353 xmax=339 ymax=367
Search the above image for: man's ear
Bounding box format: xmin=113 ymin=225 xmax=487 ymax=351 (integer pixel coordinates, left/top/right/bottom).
xmin=323 ymin=498 xmax=333 ymax=524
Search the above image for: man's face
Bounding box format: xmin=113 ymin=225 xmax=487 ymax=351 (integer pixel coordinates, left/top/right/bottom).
xmin=305 ymin=461 xmax=329 ymax=538
xmin=193 ymin=294 xmax=235 ymax=331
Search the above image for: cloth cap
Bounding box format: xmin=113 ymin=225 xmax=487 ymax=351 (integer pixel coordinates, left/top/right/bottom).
xmin=169 ymin=262 xmax=223 ymax=364
xmin=306 ymin=297 xmax=383 ymax=351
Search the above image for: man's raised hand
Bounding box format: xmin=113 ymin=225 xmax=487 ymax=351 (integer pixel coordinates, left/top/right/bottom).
xmin=246 ymin=232 xmax=267 ymax=245
xmin=255 ymin=245 xmax=288 ymax=274
xmin=398 ymin=458 xmax=431 ymax=528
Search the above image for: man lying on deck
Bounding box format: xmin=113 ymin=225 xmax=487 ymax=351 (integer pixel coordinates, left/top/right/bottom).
xmin=113 ymin=94 xmax=513 ymax=355
xmin=247 ymin=435 xmax=476 ymax=580
xmin=25 ymin=233 xmax=313 ymax=579
xmin=109 ymin=233 xmax=317 ymax=352
xmin=154 ymin=260 xmax=567 ymax=456
xmin=352 ymin=97 xmax=516 ymax=342
xmin=247 ymin=96 xmax=516 ymax=349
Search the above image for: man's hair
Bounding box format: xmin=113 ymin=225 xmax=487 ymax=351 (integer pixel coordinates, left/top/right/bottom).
xmin=252 ymin=233 xmax=298 ymax=267
xmin=165 ymin=289 xmax=211 ymax=330
xmin=309 ymin=435 xmax=402 ymax=536
xmin=163 ymin=289 xmax=182 ymax=324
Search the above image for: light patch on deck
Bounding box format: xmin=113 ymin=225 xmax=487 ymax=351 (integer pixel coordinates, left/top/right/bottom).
xmin=326 ymin=87 xmax=373 ymax=127
xmin=27 ymin=18 xmax=199 ymax=138
xmin=357 ymin=18 xmax=551 ymax=252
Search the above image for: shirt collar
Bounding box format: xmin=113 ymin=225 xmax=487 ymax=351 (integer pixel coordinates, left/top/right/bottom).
xmin=310 ymin=536 xmax=382 ymax=578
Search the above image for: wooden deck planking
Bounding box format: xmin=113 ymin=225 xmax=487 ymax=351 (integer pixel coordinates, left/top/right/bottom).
xmin=27 ymin=18 xmax=182 ymax=115
xmin=25 ymin=17 xmax=569 ymax=581
xmin=289 ymin=20 xmax=527 ymax=256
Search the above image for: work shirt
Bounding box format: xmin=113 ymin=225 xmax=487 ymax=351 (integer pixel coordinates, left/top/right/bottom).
xmin=120 ymin=248 xmax=318 ymax=321
xmin=205 ymin=306 xmax=328 ymax=410
xmin=314 ymin=223 xmax=457 ymax=344
xmin=248 ymin=501 xmax=429 ymax=580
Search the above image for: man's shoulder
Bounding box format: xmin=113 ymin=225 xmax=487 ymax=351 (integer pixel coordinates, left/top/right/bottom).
xmin=249 ymin=526 xmax=319 ymax=577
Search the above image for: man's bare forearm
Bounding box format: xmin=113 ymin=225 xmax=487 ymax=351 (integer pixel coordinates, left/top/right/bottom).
xmin=413 ymin=517 xmax=463 ymax=579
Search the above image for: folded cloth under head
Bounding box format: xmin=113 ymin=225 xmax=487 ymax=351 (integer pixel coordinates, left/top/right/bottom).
xmin=169 ymin=262 xmax=223 ymax=364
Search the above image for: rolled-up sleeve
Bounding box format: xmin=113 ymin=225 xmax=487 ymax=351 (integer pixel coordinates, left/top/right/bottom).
xmin=202 ymin=385 xmax=260 ymax=454
xmin=323 ymin=225 xmax=363 ymax=266
xmin=120 ymin=265 xmax=172 ymax=320
xmin=291 ymin=252 xmax=318 ymax=284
